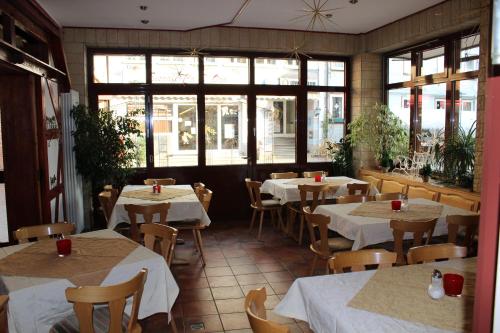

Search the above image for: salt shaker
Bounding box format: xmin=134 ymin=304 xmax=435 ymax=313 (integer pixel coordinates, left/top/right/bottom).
xmin=428 ymin=269 xmax=445 ymax=300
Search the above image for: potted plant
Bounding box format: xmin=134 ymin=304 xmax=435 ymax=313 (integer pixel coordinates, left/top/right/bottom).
xmin=348 ymin=103 xmax=409 ymax=169
xmin=420 ymin=164 xmax=432 ymax=182
xmin=325 ymin=138 xmax=354 ymax=177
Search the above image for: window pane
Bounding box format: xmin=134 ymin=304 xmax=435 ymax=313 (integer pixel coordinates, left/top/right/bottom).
xmin=152 ymin=56 xmax=199 ymax=83
xmin=457 ymin=79 xmax=478 ymax=131
xmin=387 ymin=88 xmax=411 ymax=137
xmin=420 ymin=47 xmax=445 ymax=76
xmin=419 ymin=83 xmax=446 ymax=151
xmin=307 ymin=92 xmax=345 ymax=162
xmin=97 ymin=95 xmax=146 ymax=167
xmin=93 ymin=55 xmax=146 ymax=83
xmin=205 ymin=95 xmax=248 ymax=165
xmin=255 ymin=58 xmax=299 ymax=85
xmin=256 ymin=96 xmax=296 ymax=164
xmin=152 ymin=95 xmax=198 ymax=167
xmin=204 ymin=57 xmax=249 ymax=84
xmin=388 ymin=53 xmax=411 ymax=83
xmin=458 ymin=35 xmax=480 ymax=73
xmin=307 ymin=61 xmax=345 ymax=86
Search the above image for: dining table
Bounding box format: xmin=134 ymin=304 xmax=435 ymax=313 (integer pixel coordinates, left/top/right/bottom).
xmin=274 ymin=257 xmax=476 ymax=333
xmin=260 ymin=176 xmax=378 ymax=205
xmin=314 ymin=198 xmax=479 ymax=250
xmin=0 ymin=229 xmax=179 ymax=333
xmin=108 ymin=184 xmax=211 ymax=230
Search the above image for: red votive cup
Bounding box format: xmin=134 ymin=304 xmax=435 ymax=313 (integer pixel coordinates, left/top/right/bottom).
xmin=443 ymin=273 xmax=464 ymax=297
xmin=314 ymin=175 xmax=322 ymax=182
xmin=391 ymin=200 xmax=402 ymax=211
xmin=56 ymin=238 xmax=72 ymax=257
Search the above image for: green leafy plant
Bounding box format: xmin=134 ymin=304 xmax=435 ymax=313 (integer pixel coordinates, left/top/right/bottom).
xmin=325 ymin=138 xmax=353 ymax=177
xmin=348 ymin=103 xmax=409 ymax=166
xmin=420 ymin=163 xmax=432 ymax=177
xmin=71 ymin=104 xmax=143 ymax=192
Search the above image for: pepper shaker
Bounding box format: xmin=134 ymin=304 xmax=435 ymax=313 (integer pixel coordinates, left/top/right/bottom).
xmin=428 ymin=269 xmax=445 ymax=300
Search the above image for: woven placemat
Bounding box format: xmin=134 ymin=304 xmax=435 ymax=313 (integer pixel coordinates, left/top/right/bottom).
xmin=121 ymin=188 xmax=193 ymax=201
xmin=284 ymin=178 xmax=351 ymax=187
xmin=0 ymin=237 xmax=139 ymax=286
xmin=348 ymin=201 xmax=443 ymax=220
xmin=348 ymin=263 xmax=476 ymax=331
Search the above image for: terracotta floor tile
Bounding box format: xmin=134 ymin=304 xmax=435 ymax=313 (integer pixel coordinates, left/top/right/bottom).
xmin=183 ymin=314 xmax=223 ymax=333
xmin=263 ymin=271 xmax=295 ymax=283
xmin=235 ymin=273 xmax=267 ymax=286
xmin=179 ymin=288 xmax=214 ymax=303
xmin=178 ymin=277 xmax=209 ymax=290
xmin=220 ymin=312 xmax=251 ymax=330
xmin=204 ymin=258 xmax=229 ymax=268
xmin=222 ymin=248 xmax=248 ymax=258
xmin=256 ymin=262 xmax=286 ymax=273
xmin=230 ymin=264 xmax=260 ymax=275
xmin=211 ymin=286 xmax=244 ymax=300
xmin=227 ymin=256 xmax=255 ymax=266
xmin=239 ymin=283 xmax=275 ymax=296
xmin=207 ymin=275 xmax=239 ymax=288
xmin=204 ymin=266 xmax=234 ymax=277
xmin=264 ymin=294 xmax=281 ymax=310
xmin=269 ymin=281 xmax=294 ymax=294
xmin=182 ymin=300 xmax=218 ymax=316
xmin=214 ymin=298 xmax=246 ymax=314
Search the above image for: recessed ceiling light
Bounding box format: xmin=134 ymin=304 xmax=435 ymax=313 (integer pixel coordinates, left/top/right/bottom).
xmin=349 ymin=0 xmax=358 ymax=4
xmin=141 ymin=19 xmax=149 ymax=24
xmin=325 ymin=14 xmax=333 ymax=18
xmin=139 ymin=5 xmax=148 ymax=10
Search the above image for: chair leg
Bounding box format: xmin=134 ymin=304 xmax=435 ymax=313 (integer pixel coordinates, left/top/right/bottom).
xmin=192 ymin=229 xmax=199 ymax=253
xmin=249 ymin=209 xmax=257 ymax=232
xmin=310 ymin=255 xmax=318 ymax=276
xmin=298 ymin=214 xmax=305 ymax=245
xmin=325 ymin=260 xmax=330 ymax=275
xmin=270 ymin=210 xmax=276 ymax=228
xmin=170 ymin=315 xmax=179 ymax=333
xmin=195 ymin=229 xmax=206 ymax=267
xmin=276 ymin=208 xmax=285 ymax=233
xmin=257 ymin=211 xmax=265 ymax=241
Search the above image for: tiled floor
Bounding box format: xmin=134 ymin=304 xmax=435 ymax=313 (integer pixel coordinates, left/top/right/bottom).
xmin=140 ymin=220 xmax=317 ymax=333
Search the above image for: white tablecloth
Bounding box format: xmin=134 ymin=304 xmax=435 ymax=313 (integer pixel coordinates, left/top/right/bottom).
xmin=314 ymin=198 xmax=478 ymax=250
xmin=108 ymin=184 xmax=211 ymax=230
xmin=274 ymin=258 xmax=475 ymax=333
xmin=260 ymin=177 xmax=378 ymax=205
xmin=0 ymin=229 xmax=179 ymax=333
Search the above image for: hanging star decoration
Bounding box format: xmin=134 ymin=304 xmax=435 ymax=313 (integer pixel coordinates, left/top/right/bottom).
xmin=286 ymin=39 xmax=312 ymax=62
xmin=291 ymin=0 xmax=343 ymax=31
xmin=181 ymin=48 xmax=209 ymax=56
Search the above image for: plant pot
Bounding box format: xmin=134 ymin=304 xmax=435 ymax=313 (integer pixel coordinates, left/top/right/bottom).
xmin=421 ymin=175 xmax=430 ymax=182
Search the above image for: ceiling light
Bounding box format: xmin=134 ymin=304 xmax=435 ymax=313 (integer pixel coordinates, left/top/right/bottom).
xmin=139 ymin=5 xmax=148 ymax=10
xmin=141 ymin=20 xmax=149 ymax=24
xmin=349 ymin=0 xmax=358 ymax=4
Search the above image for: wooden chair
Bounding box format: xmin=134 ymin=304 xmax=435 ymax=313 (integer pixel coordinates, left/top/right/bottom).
xmin=303 ymin=171 xmax=327 ymax=178
xmin=390 ymin=218 xmax=438 ymax=265
xmin=328 ymin=249 xmax=397 ymax=274
xmin=140 ymin=223 xmax=178 ymax=267
xmin=380 ymin=179 xmax=406 ymax=194
xmin=0 ymin=295 xmax=8 ymax=333
xmin=53 ymin=269 xmax=148 ymax=333
xmin=14 ymin=222 xmax=75 ymax=244
xmin=347 ymin=183 xmax=370 ymax=195
xmin=360 ymin=175 xmax=381 ymax=192
xmin=336 ymin=195 xmax=374 ymax=204
xmin=438 ymin=193 xmax=478 ymax=212
xmin=375 ymin=192 xmax=407 ymax=201
xmin=270 ymin=172 xmax=298 ymax=179
xmin=245 ymin=179 xmax=284 ymax=241
xmin=406 ymin=185 xmax=437 ymax=201
xmin=124 ymin=203 xmax=170 ymax=242
xmin=193 ymin=182 xmax=206 ymax=201
xmin=407 ymin=243 xmax=467 ymax=264
xmin=144 ymin=178 xmax=176 ymax=186
xmin=447 ymin=214 xmax=480 ymax=253
xmin=303 ymin=207 xmax=353 ymax=275
xmin=244 ymin=288 xmax=290 ymax=333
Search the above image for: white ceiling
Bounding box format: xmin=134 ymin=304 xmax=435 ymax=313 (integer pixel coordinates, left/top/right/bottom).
xmin=37 ymin=0 xmax=444 ymax=34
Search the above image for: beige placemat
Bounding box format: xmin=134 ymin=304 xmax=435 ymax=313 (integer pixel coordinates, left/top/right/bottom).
xmin=0 ymin=237 xmax=139 ymax=286
xmin=121 ymin=188 xmax=193 ymax=201
xmin=349 ymin=201 xmax=443 ymax=220
xmin=284 ymin=178 xmax=351 ymax=187
xmin=348 ymin=263 xmax=476 ymax=332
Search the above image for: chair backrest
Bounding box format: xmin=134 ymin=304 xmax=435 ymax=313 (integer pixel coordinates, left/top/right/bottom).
xmin=390 ymin=218 xmax=438 ymax=264
xmin=298 ymin=184 xmax=328 ymax=211
xmin=406 ymin=185 xmax=437 ymax=201
xmin=124 ymin=203 xmax=171 ymax=242
xmin=65 ymin=269 xmax=148 ymax=333
xmin=14 ymin=222 xmax=76 ymax=244
xmin=144 ymin=178 xmax=176 ymax=186
xmin=438 ymin=193 xmax=478 ymax=212
xmin=270 ymin=172 xmax=298 ymax=179
xmin=303 ymin=207 xmax=331 ymax=256
xmin=302 ymin=171 xmax=327 ymax=178
xmin=360 ymin=175 xmax=381 ymax=192
xmin=328 ymin=249 xmax=397 ymax=274
xmin=245 ymin=179 xmax=263 ymax=209
xmin=140 ymin=223 xmax=178 ymax=266
xmin=380 ymin=179 xmax=406 ymax=194
xmin=0 ymin=295 xmax=8 ymax=333
xmin=375 ymin=192 xmax=407 ymax=201
xmin=407 ymin=243 xmax=467 ymax=264
xmin=244 ymin=288 xmax=290 ymax=333
xmin=347 ymin=183 xmax=370 ymax=196
xmin=98 ymin=191 xmax=116 ymax=225
xmin=193 ymin=182 xmax=206 ymax=200
xmin=199 ymin=188 xmax=213 ymax=212
xmin=336 ymin=195 xmax=374 ymax=204
xmin=447 ymin=214 xmax=480 ymax=250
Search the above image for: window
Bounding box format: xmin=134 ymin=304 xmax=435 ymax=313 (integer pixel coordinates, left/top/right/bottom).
xmin=205 ymin=95 xmax=248 ymax=165
xmin=387 ymin=88 xmax=411 ymax=136
xmin=457 ymin=79 xmax=478 ymax=131
xmin=204 ymin=56 xmax=249 ymax=84
xmin=256 ymin=96 xmax=296 ymax=164
xmin=419 ymin=84 xmax=447 ymax=150
xmin=254 ymin=58 xmax=299 ymax=85
xmin=152 ymin=56 xmax=198 ymax=83
xmin=420 ymin=47 xmax=445 ymax=76
xmin=93 ymin=55 xmax=146 ymax=83
xmin=458 ymin=35 xmax=480 ymax=73
xmin=307 ymin=61 xmax=345 ymax=86
xmin=388 ymin=53 xmax=411 ymax=83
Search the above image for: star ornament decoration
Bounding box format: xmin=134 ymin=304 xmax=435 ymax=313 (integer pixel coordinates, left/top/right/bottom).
xmin=291 ymin=0 xmax=343 ymax=31
xmin=287 ymin=42 xmax=312 ymax=62
xmin=181 ymin=48 xmax=209 ymax=56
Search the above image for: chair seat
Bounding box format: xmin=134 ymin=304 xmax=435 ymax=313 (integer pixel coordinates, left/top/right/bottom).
xmin=261 ymin=199 xmax=281 ymax=207
xmin=51 ymin=307 xmax=129 ymax=333
xmin=315 ymin=237 xmax=354 ymax=251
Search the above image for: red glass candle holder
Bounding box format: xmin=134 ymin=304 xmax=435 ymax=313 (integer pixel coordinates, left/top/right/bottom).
xmin=314 ymin=175 xmax=322 ymax=182
xmin=443 ymin=273 xmax=464 ymax=297
xmin=56 ymin=238 xmax=72 ymax=257
xmin=156 ymin=185 xmax=161 ymax=193
xmin=391 ymin=200 xmax=402 ymax=211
